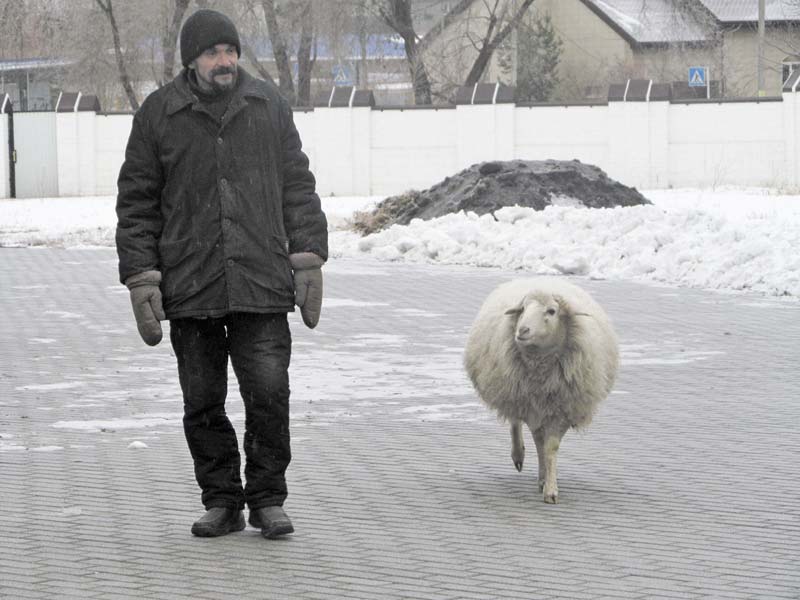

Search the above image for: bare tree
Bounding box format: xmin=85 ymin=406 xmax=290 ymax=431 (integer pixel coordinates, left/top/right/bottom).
xmin=238 ymin=0 xmax=317 ymax=106
xmin=261 ymin=0 xmax=296 ymax=103
xmin=0 ymin=1 xmax=27 ymax=57
xmin=366 ymin=0 xmax=536 ymax=104
xmin=462 ymin=0 xmax=536 ymax=85
xmin=374 ymin=0 xmax=433 ymax=104
xmin=0 ymin=0 xmax=66 ymax=59
xmin=296 ymin=0 xmax=316 ymax=105
xmin=161 ymin=0 xmax=192 ymax=85
xmin=95 ymin=0 xmax=140 ymax=110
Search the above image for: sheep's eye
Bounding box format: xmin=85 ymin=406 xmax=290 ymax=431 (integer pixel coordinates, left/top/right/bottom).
xmin=546 ymin=308 xmax=557 ymax=316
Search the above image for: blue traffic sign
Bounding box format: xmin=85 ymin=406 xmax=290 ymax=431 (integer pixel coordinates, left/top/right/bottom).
xmin=332 ymin=63 xmax=353 ymax=86
xmin=688 ymin=66 xmax=707 ymax=87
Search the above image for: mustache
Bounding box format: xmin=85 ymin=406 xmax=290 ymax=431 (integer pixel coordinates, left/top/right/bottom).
xmin=211 ymin=66 xmax=236 ymax=77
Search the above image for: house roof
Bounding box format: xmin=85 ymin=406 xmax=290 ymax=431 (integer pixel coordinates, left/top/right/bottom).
xmin=579 ymin=0 xmax=800 ymax=47
xmin=698 ymin=0 xmax=800 ymax=23
xmin=579 ymin=0 xmax=715 ymax=44
xmin=0 ymin=58 xmax=72 ymax=73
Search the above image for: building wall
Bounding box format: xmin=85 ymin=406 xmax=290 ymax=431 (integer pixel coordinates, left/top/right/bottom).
xmin=521 ymin=1 xmax=799 ymax=99
xmin=3 ymin=94 xmax=800 ymax=201
xmin=633 ymin=44 xmax=721 ymax=86
xmin=532 ymin=0 xmax=633 ymax=98
xmin=722 ymin=25 xmax=798 ymax=96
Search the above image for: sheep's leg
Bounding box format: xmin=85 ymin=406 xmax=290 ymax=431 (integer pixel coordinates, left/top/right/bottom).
xmin=531 ymin=427 xmax=546 ymax=493
xmin=537 ymin=421 xmax=570 ymax=504
xmin=510 ymin=421 xmax=525 ymax=472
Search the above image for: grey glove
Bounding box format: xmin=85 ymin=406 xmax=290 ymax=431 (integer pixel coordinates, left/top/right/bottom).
xmin=290 ymin=252 xmax=324 ymax=329
xmin=124 ymin=270 xmax=166 ymax=346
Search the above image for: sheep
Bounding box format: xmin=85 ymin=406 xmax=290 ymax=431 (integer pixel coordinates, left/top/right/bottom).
xmin=464 ymin=277 xmax=619 ymax=504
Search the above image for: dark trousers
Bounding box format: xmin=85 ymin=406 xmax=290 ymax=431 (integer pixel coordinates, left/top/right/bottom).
xmin=169 ymin=312 xmax=292 ymax=511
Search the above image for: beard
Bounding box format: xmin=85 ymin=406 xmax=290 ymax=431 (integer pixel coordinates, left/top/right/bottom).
xmin=197 ymin=65 xmax=238 ymax=94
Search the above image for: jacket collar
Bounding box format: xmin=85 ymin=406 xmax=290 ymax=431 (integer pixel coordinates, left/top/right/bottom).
xmin=165 ymin=67 xmax=269 ymax=116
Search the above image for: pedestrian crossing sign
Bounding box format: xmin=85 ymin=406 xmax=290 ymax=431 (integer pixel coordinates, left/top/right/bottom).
xmin=332 ymin=63 xmax=353 ymax=87
xmin=689 ymin=66 xmax=707 ymax=87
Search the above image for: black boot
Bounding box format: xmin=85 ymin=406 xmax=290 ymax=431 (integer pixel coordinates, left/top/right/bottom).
xmin=249 ymin=506 xmax=294 ymax=539
xmin=191 ymin=507 xmax=245 ymax=537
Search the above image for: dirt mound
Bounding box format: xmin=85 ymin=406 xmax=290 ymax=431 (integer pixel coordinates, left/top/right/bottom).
xmin=352 ymin=159 xmax=651 ymax=235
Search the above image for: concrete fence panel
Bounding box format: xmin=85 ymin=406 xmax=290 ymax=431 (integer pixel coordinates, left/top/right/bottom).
xmin=0 ymin=112 xmax=8 ymax=199
xmin=668 ymin=100 xmax=786 ymax=188
xmin=94 ymin=114 xmax=132 ymax=196
xmin=514 ymin=105 xmax=611 ymax=173
xmin=368 ymin=108 xmax=458 ymax=196
xmin=14 ymin=112 xmax=58 ymax=198
xmin=2 ymin=88 xmax=800 ymax=200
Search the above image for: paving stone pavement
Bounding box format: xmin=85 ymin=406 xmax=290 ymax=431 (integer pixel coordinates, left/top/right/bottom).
xmin=0 ymin=248 xmax=799 ymax=600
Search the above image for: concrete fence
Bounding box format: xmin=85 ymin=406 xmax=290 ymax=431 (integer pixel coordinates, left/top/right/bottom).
xmin=3 ymin=77 xmax=800 ymax=199
xmin=0 ymin=94 xmax=9 ymax=199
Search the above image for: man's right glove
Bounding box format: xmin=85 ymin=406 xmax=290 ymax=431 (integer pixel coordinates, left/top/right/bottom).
xmin=290 ymin=252 xmax=324 ymax=329
xmin=124 ymin=270 xmax=166 ymax=346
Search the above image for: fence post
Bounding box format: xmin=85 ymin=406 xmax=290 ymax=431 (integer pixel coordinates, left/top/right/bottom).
xmin=350 ymin=89 xmax=374 ymax=196
xmin=455 ymin=83 xmax=515 ymax=171
xmin=607 ymin=79 xmax=666 ymax=189
xmin=56 ymin=92 xmax=101 ymax=197
xmin=782 ymin=70 xmax=800 ymax=189
xmin=648 ymin=83 xmax=672 ymax=188
xmin=0 ymin=94 xmax=10 ymax=198
xmin=308 ymin=86 xmax=373 ymax=196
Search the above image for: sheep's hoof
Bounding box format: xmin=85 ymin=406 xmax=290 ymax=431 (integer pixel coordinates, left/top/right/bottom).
xmin=543 ymin=492 xmax=559 ymax=504
xmin=511 ymin=446 xmax=524 ymax=472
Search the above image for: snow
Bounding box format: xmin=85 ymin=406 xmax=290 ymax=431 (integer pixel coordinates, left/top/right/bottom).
xmin=1 ymin=188 xmax=799 ymax=299
xmin=52 ymin=413 xmax=184 ymax=432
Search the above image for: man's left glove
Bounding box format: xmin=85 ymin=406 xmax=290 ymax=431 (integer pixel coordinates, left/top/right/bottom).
xmin=124 ymin=270 xmax=166 ymax=346
xmin=290 ymin=252 xmax=324 ymax=329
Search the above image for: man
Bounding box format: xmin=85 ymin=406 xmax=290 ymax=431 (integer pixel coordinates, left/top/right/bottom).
xmin=115 ymin=9 xmax=327 ymax=539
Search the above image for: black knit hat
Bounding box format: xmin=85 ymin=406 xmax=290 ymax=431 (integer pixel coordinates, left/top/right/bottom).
xmin=180 ymin=9 xmax=241 ymax=68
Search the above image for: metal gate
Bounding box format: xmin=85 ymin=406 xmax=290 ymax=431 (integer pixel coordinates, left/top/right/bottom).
xmin=11 ymin=111 xmax=58 ymax=198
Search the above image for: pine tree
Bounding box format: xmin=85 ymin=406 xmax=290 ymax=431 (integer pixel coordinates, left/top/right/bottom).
xmin=516 ymin=14 xmax=563 ymax=102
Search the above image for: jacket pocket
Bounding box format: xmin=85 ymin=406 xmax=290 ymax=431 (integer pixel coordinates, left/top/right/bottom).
xmin=158 ymin=237 xmax=195 ymax=269
xmin=270 ymin=234 xmax=294 ymax=292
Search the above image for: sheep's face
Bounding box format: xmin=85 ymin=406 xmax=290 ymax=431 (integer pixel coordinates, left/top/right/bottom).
xmin=505 ymin=293 xmax=567 ymax=352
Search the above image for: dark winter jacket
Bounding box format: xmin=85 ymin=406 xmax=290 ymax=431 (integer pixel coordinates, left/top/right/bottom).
xmin=115 ymin=67 xmax=328 ymax=319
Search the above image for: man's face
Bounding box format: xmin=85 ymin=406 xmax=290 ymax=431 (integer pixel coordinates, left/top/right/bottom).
xmin=192 ymin=43 xmax=239 ymax=93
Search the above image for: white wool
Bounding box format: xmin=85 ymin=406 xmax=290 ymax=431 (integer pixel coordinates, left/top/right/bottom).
xmin=464 ymin=277 xmax=619 ymax=428
xmin=464 ymin=277 xmax=620 ymax=503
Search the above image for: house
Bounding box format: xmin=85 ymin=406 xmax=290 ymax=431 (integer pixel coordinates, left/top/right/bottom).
xmin=420 ymin=0 xmax=800 ymax=101
xmin=526 ymin=0 xmax=800 ymax=99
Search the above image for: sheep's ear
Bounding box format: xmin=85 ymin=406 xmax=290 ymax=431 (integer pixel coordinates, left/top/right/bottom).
xmin=553 ymin=294 xmax=570 ymax=315
xmin=553 ymin=295 xmax=590 ymax=318
xmin=505 ymin=302 xmax=524 ymax=317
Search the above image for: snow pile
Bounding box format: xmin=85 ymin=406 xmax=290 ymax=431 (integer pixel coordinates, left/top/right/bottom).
xmin=351 ymin=159 xmax=649 ymax=234
xmin=1 ymin=188 xmax=799 ymax=298
xmin=331 ymin=189 xmax=800 ymax=298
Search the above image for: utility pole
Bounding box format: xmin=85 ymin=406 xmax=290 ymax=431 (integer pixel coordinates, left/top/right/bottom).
xmin=757 ymin=0 xmax=765 ymax=96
